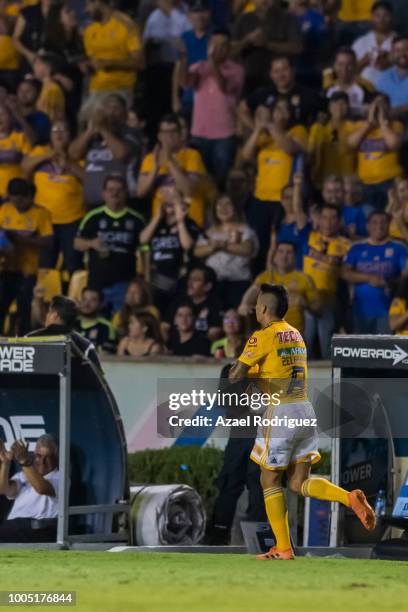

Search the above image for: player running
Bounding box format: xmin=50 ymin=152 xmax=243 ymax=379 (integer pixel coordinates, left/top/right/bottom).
xmin=229 ymin=283 xmax=376 ymax=560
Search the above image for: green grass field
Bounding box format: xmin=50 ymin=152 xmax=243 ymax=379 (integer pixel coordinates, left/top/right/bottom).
xmin=1 ymin=550 xmax=407 ymax=612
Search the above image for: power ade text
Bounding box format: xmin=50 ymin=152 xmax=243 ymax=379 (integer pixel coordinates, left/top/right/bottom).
xmin=0 ymin=346 xmax=35 ymax=372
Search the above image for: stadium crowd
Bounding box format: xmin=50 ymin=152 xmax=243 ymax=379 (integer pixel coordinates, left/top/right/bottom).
xmin=1 ymin=0 xmax=408 ymax=359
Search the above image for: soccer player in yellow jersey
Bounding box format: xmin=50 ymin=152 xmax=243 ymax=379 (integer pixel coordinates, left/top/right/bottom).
xmin=239 ymin=242 xmax=320 ymax=334
xmin=229 ymin=284 xmax=376 ymax=560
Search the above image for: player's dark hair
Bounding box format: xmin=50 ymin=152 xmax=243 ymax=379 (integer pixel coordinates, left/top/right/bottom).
xmin=259 ymin=284 xmax=289 ymax=319
xmin=7 ymin=178 xmax=36 ymax=198
xmin=49 ymin=295 xmax=78 ymax=329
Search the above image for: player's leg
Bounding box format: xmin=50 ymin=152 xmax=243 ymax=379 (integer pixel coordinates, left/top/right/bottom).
xmin=286 ymin=460 xmax=376 ymax=531
xmin=256 ymin=467 xmax=294 ymax=560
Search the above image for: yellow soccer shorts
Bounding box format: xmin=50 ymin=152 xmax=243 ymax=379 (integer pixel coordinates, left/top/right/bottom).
xmin=250 ymin=400 xmax=321 ymax=471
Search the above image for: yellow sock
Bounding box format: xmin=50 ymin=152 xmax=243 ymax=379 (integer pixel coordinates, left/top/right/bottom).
xmin=263 ymin=486 xmax=292 ymax=551
xmin=301 ymin=478 xmax=350 ymax=507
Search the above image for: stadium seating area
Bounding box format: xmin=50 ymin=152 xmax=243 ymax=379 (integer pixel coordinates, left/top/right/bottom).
xmin=1 ymin=0 xmax=408 ymax=359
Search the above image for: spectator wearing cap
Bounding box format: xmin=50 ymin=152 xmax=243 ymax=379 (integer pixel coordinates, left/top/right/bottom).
xmin=376 ymin=36 xmax=408 ymax=120
xmin=231 ymin=0 xmax=303 ymax=95
xmin=345 ymin=93 xmax=403 ymax=210
xmin=180 ymin=28 xmax=244 ymax=188
xmin=82 ymin=0 xmax=143 ymax=120
xmin=33 ymin=51 xmax=65 ymax=123
xmin=172 ymin=0 xmax=210 ymax=116
xmin=239 ymin=55 xmax=322 ymax=135
xmin=308 ymin=91 xmax=356 ymax=189
xmin=352 ymin=1 xmax=395 ymax=86
xmin=0 ymin=178 xmax=53 ymax=334
xmin=324 ymin=47 xmax=373 ymax=118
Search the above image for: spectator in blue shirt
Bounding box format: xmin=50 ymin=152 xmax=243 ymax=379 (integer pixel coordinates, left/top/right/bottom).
xmin=16 ymin=78 xmax=51 ymax=145
xmin=321 ymin=175 xmax=367 ymax=240
xmin=173 ymin=0 xmax=210 ymax=115
xmin=268 ymin=172 xmax=311 ymax=271
xmin=342 ymin=210 xmax=408 ymax=334
xmin=343 ymin=175 xmax=368 ymax=239
xmin=376 ymin=36 xmax=408 ymax=120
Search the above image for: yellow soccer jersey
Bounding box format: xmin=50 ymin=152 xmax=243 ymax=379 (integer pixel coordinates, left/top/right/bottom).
xmin=0 ymin=130 xmax=31 ymax=196
xmin=239 ymin=320 xmax=308 ymax=403
xmin=308 ymin=121 xmax=356 ymax=188
xmin=84 ymin=11 xmax=141 ymax=92
xmin=303 ymin=231 xmax=350 ymax=303
xmin=0 ymin=202 xmax=53 ymax=275
xmin=254 ymin=269 xmax=318 ymax=333
xmin=255 ymin=125 xmax=308 ymax=202
xmin=389 ymin=297 xmax=408 ymax=335
xmin=344 ymin=120 xmax=403 ymax=185
xmin=338 ymin=0 xmax=374 ymax=22
xmin=140 ymin=147 xmax=207 ymax=227
xmin=30 ymin=146 xmax=85 ymax=224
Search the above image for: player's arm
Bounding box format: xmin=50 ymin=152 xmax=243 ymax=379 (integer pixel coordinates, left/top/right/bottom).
xmin=229 ymin=360 xmax=250 ymax=384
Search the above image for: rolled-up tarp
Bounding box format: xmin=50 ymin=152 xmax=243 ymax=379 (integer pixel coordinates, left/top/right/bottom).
xmin=130 ymin=484 xmax=206 ymax=546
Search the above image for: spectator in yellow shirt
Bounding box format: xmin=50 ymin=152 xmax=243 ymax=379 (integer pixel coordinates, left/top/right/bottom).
xmin=22 ymin=119 xmax=85 ymax=275
xmin=33 ymin=51 xmax=66 ymax=122
xmin=82 ymin=0 xmax=142 ymax=120
xmin=0 ymin=0 xmax=20 ymax=90
xmin=308 ymin=91 xmax=356 ymax=188
xmin=302 ymin=203 xmax=350 ymax=358
xmin=242 ymin=98 xmax=307 ymax=271
xmin=389 ymin=277 xmax=408 ymax=335
xmin=0 ymin=177 xmax=53 ymax=334
xmin=239 ymin=241 xmax=320 ymax=334
xmin=386 ymin=177 xmax=408 ymax=243
xmin=346 ymin=93 xmax=403 ymax=210
xmin=0 ymin=102 xmax=32 ymax=197
xmin=137 ymin=113 xmax=207 ymax=227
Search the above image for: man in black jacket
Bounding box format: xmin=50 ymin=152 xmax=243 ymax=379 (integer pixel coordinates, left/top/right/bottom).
xmin=28 ymin=295 xmax=102 ymax=370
